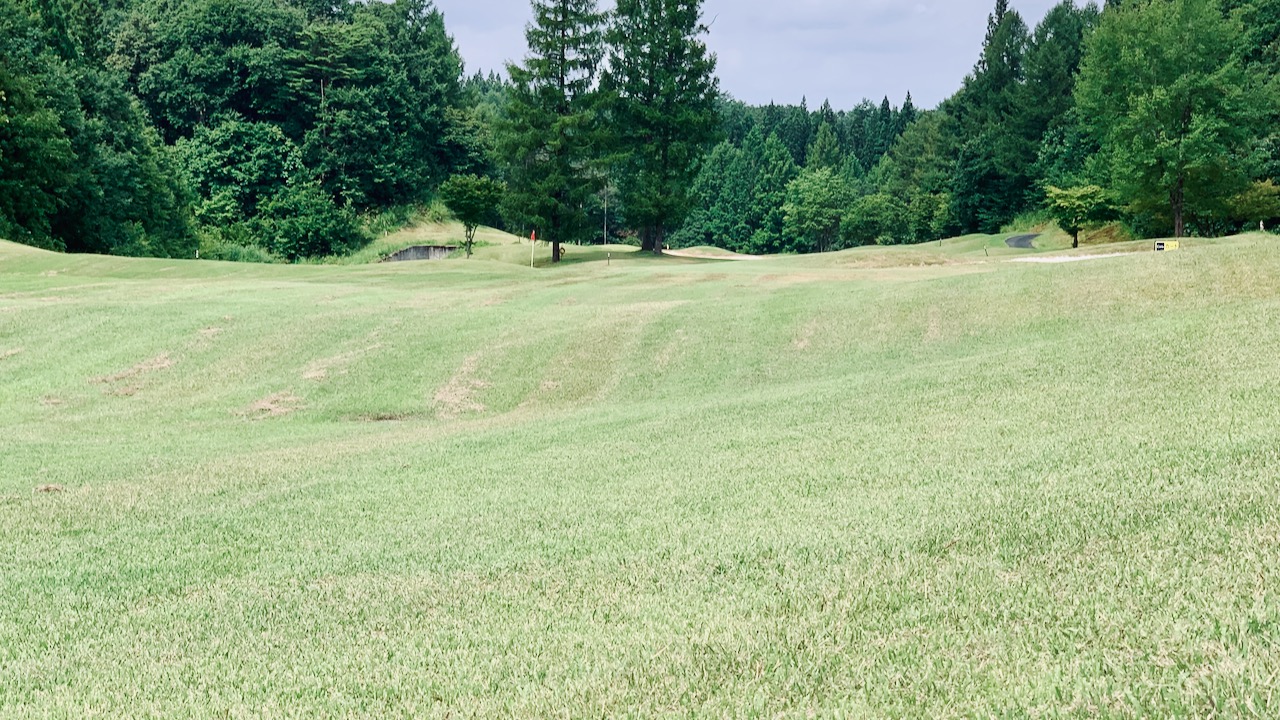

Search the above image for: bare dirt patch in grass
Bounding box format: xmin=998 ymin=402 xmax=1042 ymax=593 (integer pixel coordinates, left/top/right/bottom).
xmin=793 ymin=320 xmax=819 ymax=351
xmin=34 ymin=484 xmax=65 ymax=494
xmin=40 ymin=396 xmax=63 ymax=407
xmin=656 ymin=328 xmax=689 ymax=371
xmin=925 ymin=307 xmax=945 ymax=343
xmin=303 ymin=344 xmax=382 ymax=382
xmin=189 ymin=327 xmax=225 ymax=351
xmin=757 ymin=272 xmax=830 ymax=286
xmin=93 ymin=353 xmax=174 ymax=385
xmin=630 ymin=300 xmax=691 ymax=313
xmin=434 ymin=354 xmax=490 ymax=419
xmin=1 ymin=348 xmax=22 ymax=360
xmin=242 ymin=392 xmax=304 ymax=419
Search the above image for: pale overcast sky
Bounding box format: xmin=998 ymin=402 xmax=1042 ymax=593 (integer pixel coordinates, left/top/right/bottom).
xmin=433 ymin=0 xmax=1069 ymax=109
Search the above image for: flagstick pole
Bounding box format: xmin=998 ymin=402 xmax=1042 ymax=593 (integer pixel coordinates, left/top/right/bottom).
xmin=530 ymin=231 xmax=535 ymax=269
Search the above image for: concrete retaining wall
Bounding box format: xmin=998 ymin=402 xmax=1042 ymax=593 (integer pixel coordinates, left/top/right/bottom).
xmin=383 ymin=245 xmax=458 ymax=262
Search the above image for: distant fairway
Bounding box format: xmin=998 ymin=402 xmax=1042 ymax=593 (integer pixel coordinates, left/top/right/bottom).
xmin=2 ymin=232 xmax=1278 ymax=717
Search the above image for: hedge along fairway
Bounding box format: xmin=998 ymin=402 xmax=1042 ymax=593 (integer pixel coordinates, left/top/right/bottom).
xmin=1 ymin=234 xmax=1278 ymax=717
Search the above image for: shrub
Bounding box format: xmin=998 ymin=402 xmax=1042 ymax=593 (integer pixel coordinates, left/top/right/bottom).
xmin=197 ymin=229 xmax=283 ymax=263
xmin=841 ymin=194 xmax=910 ymax=246
xmin=256 ymin=182 xmax=371 ymax=261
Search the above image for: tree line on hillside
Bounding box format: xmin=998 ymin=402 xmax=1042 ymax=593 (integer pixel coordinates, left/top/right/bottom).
xmin=718 ymin=0 xmax=1278 ymax=250
xmin=1 ymin=0 xmax=475 ymax=259
xmin=2 ymin=0 xmax=1278 ymax=262
xmin=479 ymin=0 xmax=1279 ymax=256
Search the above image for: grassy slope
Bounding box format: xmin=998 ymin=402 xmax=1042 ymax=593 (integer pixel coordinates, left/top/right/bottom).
xmin=341 ymin=219 xmax=1114 ymax=268
xmin=323 ymin=221 xmax=525 ymax=265
xmin=2 ymin=234 xmax=1279 ymax=717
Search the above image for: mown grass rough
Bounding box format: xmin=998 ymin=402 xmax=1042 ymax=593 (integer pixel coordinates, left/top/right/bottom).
xmin=1 ymin=233 xmax=1277 ymax=718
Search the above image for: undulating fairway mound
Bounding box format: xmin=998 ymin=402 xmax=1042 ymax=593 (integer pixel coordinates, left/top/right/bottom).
xmin=2 ymin=234 xmax=1278 ymax=716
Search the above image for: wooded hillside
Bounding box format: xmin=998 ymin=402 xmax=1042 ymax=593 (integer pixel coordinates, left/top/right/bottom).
xmin=2 ymin=0 xmax=1276 ymax=261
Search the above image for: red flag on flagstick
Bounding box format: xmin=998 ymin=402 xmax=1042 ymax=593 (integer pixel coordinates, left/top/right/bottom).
xmin=531 ymin=231 xmax=536 ymax=243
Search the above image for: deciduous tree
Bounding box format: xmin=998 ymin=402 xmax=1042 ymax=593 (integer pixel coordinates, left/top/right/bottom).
xmin=783 ymin=168 xmax=849 ymax=253
xmin=1075 ymin=0 xmax=1256 ymax=237
xmin=439 ymin=174 xmax=506 ymax=257
xmin=841 ymin=194 xmax=909 ymax=246
xmin=1045 ymin=184 xmax=1111 ymax=248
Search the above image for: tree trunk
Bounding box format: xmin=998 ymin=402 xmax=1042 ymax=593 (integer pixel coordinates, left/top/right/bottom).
xmin=1072 ymin=231 xmax=1079 ymax=249
xmin=551 ymin=210 xmax=562 ymax=263
xmin=652 ymin=225 xmax=664 ymax=256
xmin=1171 ymin=177 xmax=1186 ymax=238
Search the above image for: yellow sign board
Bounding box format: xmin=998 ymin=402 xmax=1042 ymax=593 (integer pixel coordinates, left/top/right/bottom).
xmin=1155 ymin=240 xmax=1180 ymax=252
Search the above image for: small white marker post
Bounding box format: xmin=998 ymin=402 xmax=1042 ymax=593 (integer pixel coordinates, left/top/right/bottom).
xmin=530 ymin=230 xmax=536 ymax=269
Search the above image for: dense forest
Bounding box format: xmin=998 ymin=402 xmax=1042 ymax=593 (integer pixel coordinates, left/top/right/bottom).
xmin=672 ymin=0 xmax=1280 ymax=252
xmin=1 ymin=0 xmax=1277 ymax=261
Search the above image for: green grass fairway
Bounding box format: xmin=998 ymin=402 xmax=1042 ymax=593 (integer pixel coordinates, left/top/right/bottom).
xmin=2 ymin=233 xmax=1279 ymax=717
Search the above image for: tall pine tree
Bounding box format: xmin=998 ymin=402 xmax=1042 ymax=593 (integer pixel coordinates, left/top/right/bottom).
xmin=946 ymin=0 xmax=1032 ymax=233
xmin=501 ymin=0 xmax=606 ymax=262
xmin=603 ymin=0 xmax=719 ymax=254
xmin=806 ymin=121 xmax=842 ymax=171
xmin=747 ymin=132 xmax=798 ymax=253
xmin=1020 ymin=1 xmax=1100 ymax=198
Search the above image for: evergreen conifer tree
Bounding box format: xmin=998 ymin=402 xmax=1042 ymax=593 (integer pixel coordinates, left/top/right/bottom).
xmin=946 ymin=0 xmax=1032 ymax=232
xmin=817 ymin=99 xmax=838 ymax=128
xmin=776 ymin=99 xmax=813 ymax=165
xmin=501 ymin=0 xmax=606 ymax=262
xmin=1021 ymin=1 xmax=1099 ymax=200
xmin=806 ymin=122 xmax=842 ymax=171
xmin=747 ymin=133 xmax=799 ymax=253
xmin=897 ymin=92 xmax=917 ymax=135
xmin=603 ymin=0 xmax=719 ymax=254
xmin=670 ymin=140 xmax=756 ymax=251
xmin=873 ymin=96 xmax=894 ymax=157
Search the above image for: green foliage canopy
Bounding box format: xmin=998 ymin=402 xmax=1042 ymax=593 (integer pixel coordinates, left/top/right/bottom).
xmin=439 ymin=174 xmax=506 ymax=257
xmin=603 ymin=0 xmax=719 ymax=254
xmin=783 ymin=168 xmax=850 ymax=253
xmin=500 ymin=0 xmax=606 ymax=262
xmin=1044 ymin=184 xmax=1111 ymax=248
xmin=1075 ymin=0 xmax=1257 ymax=237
